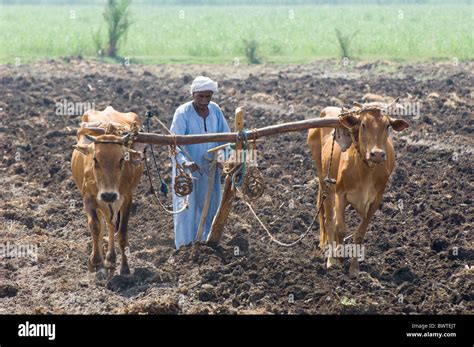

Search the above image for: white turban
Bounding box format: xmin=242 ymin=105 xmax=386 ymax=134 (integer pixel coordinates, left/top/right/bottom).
xmin=190 ymin=76 xmax=218 ymax=95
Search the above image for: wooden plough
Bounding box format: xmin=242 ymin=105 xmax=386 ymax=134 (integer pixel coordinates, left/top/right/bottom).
xmin=83 ymin=108 xmax=341 ymax=245
xmin=141 ymin=108 xmax=340 ymax=245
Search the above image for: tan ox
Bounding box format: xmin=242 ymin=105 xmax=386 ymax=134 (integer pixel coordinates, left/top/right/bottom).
xmin=308 ymin=102 xmax=409 ymax=277
xmin=71 ymin=106 xmax=144 ymax=276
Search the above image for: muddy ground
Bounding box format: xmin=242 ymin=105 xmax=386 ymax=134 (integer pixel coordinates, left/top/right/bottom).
xmin=0 ymin=58 xmax=472 ymax=314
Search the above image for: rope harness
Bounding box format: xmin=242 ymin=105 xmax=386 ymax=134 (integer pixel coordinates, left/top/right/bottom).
xmin=143 ymin=112 xmax=190 ymax=214
xmin=223 ymin=129 xmax=265 ymax=199
xmin=236 ymin=128 xmax=337 ymax=247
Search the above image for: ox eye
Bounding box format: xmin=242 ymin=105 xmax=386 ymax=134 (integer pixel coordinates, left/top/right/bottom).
xmin=93 ymin=157 xmax=98 ymax=164
xmin=361 ymin=123 xmax=366 ymax=130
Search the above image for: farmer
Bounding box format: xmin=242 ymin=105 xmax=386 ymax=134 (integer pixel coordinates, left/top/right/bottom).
xmin=170 ymin=76 xmax=230 ymax=249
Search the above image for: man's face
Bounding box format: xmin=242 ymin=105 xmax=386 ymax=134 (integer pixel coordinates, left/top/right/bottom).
xmin=193 ymin=91 xmax=213 ymax=108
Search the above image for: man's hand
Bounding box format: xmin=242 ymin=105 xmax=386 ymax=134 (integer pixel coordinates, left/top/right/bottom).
xmin=183 ymin=161 xmax=199 ymax=172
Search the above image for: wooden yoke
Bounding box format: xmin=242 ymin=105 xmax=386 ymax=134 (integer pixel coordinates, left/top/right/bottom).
xmin=206 ymin=107 xmax=244 ymax=245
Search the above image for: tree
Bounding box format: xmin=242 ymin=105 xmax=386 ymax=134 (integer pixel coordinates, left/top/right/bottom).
xmin=103 ymin=0 xmax=133 ymax=58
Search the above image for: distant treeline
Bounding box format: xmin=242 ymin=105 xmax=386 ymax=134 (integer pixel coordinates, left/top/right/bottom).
xmin=2 ymin=0 xmax=471 ymax=5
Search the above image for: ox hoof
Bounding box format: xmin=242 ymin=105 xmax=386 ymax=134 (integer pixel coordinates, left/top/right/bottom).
xmin=349 ymin=269 xmax=360 ymax=278
xmin=88 ymin=257 xmax=104 ymax=273
xmin=120 ymin=263 xmax=130 ymax=275
xmin=95 ymin=268 xmax=108 ymax=282
xmin=105 ymin=251 xmax=116 ymax=269
xmin=349 ymin=262 xmax=360 ymax=278
xmin=104 ymin=259 xmax=116 ymax=271
xmin=326 ymin=257 xmax=342 ymax=269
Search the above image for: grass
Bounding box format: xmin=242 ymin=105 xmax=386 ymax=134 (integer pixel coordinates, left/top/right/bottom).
xmin=0 ymin=4 xmax=472 ymax=64
xmin=335 ymin=28 xmax=359 ymax=59
xmin=243 ymin=39 xmax=261 ymax=64
xmin=340 ymin=296 xmax=357 ymax=306
xmin=101 ymin=0 xmax=133 ymax=57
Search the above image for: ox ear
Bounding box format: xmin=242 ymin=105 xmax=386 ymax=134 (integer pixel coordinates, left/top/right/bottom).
xmin=389 ymin=118 xmax=410 ymax=132
xmin=130 ymin=143 xmax=146 ymax=166
xmin=74 ymin=144 xmax=93 ymax=156
xmin=334 ymin=127 xmax=353 ymax=152
xmin=339 ymin=114 xmax=359 ymax=128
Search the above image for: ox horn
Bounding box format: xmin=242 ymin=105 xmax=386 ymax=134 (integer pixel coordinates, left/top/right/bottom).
xmin=353 ymin=101 xmax=364 ymax=108
xmin=121 ymin=133 xmax=131 ymax=144
xmin=84 ymin=127 xmax=106 ymax=135
xmin=383 ymin=97 xmax=404 ymax=113
xmin=386 ymin=97 xmax=400 ymax=109
xmin=85 ymin=134 xmax=97 ymax=143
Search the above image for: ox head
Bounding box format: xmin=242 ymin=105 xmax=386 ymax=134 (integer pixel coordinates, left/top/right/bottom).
xmin=339 ymin=101 xmax=409 ymax=166
xmin=74 ymin=133 xmax=143 ymax=203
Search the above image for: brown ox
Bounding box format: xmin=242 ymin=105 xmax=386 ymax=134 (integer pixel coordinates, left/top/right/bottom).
xmin=308 ymin=102 xmax=409 ymax=277
xmin=71 ymin=106 xmax=144 ymax=276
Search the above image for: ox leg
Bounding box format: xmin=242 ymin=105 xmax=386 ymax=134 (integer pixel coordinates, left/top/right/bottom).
xmin=117 ymin=198 xmax=132 ymax=275
xmin=85 ymin=199 xmax=104 ymax=272
xmin=323 ymin=193 xmax=340 ymax=269
xmin=335 ymin=193 xmax=348 ymax=266
xmin=104 ymin=221 xmax=117 ymax=274
xmin=349 ymin=194 xmax=383 ymax=278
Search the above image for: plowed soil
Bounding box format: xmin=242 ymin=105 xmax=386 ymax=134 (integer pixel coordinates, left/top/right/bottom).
xmin=0 ymin=58 xmax=472 ymax=314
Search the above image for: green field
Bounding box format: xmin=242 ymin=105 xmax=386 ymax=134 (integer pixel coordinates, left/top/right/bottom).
xmin=0 ymin=4 xmax=472 ymax=64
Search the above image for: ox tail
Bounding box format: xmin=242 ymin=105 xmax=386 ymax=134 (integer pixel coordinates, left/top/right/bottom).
xmin=317 ymin=185 xmax=327 ymax=249
xmin=317 ymin=108 xmax=333 ymax=249
xmin=308 ymin=109 xmax=328 ymax=250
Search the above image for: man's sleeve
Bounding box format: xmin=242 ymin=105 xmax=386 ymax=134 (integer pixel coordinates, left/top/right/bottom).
xmin=170 ymin=109 xmax=187 ymax=165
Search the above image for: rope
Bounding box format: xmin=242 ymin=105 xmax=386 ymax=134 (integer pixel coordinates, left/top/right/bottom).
xmin=172 ymin=133 xmax=177 ymax=149
xmin=324 ymin=124 xmax=337 ymax=185
xmin=145 ymin=114 xmax=169 ymax=196
xmin=143 ymin=147 xmax=188 ymax=214
xmin=231 ymin=130 xmax=249 ymax=189
xmin=237 ymin=187 xmax=323 ymax=247
xmin=239 ymin=130 xmax=337 ymax=247
xmin=143 ymin=113 xmax=189 ymax=215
